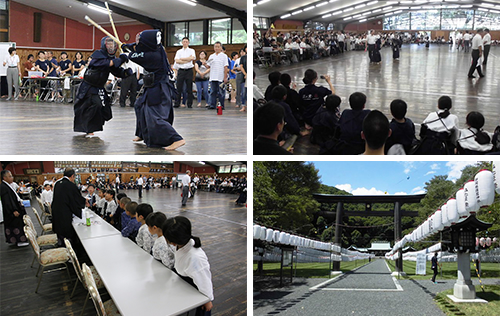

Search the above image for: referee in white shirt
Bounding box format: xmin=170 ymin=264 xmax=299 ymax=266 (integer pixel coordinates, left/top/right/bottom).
xmin=174 ymin=37 xmax=196 ymax=108
xmin=468 ymin=29 xmax=485 ymax=79
xmin=482 ymin=29 xmax=491 ymax=65
xmin=181 ymin=170 xmax=191 ymax=206
xmin=3 ymin=47 xmax=21 ymax=101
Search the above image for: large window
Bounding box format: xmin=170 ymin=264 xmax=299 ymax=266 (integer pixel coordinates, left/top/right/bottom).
xmin=411 ymin=10 xmax=441 ymax=30
xmin=0 ymin=0 xmax=7 ymax=42
xmin=253 ymin=17 xmax=268 ymax=29
xmin=188 ymin=21 xmax=203 ymax=46
xmin=232 ymin=18 xmax=246 ymax=44
xmin=441 ymin=9 xmax=474 ymax=30
xmin=475 ymin=10 xmax=500 ymax=30
xmin=169 ymin=22 xmax=187 ymax=46
xmin=383 ymin=12 xmax=410 ymax=30
xmin=209 ymin=18 xmax=231 ymax=44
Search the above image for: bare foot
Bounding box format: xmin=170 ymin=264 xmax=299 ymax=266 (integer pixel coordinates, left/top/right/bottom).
xmin=197 ymin=103 xmax=202 ymax=107
xmin=180 ymin=104 xmax=186 ymax=108
xmin=85 ymin=133 xmax=95 ymax=138
xmin=239 ymin=106 xmax=246 ymax=112
xmin=164 ymin=139 xmax=186 ymax=151
xmin=132 ymin=137 xmax=143 ymax=142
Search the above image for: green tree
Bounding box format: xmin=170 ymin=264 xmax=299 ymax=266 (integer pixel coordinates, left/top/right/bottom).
xmin=253 ymin=162 xmax=321 ymax=233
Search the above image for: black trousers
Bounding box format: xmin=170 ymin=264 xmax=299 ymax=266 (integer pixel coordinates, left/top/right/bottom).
xmin=431 ymin=267 xmax=438 ymax=282
xmin=483 ymin=45 xmax=491 ymax=65
xmin=175 ymin=68 xmax=194 ymax=107
xmin=468 ymin=49 xmax=483 ymax=77
xmin=339 ymin=41 xmax=344 ymax=53
xmin=138 ymin=185 xmax=143 ymax=198
xmin=368 ymin=44 xmax=375 ymax=62
xmin=120 ymin=74 xmax=137 ymax=107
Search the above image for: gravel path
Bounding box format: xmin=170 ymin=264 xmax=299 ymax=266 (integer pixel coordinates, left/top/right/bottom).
xmin=254 ymin=259 xmax=500 ymax=316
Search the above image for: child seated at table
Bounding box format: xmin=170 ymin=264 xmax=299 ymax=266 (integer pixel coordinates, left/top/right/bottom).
xmin=163 ymin=216 xmax=213 ymax=315
xmin=135 ymin=203 xmax=156 ymax=253
xmin=121 ymin=201 xmax=141 ymax=241
xmin=95 ymin=189 xmax=106 ymax=216
xmin=117 ymin=196 xmax=131 ymax=230
xmin=146 ymin=212 xmax=175 ymax=269
xmin=103 ymin=189 xmax=117 ymax=223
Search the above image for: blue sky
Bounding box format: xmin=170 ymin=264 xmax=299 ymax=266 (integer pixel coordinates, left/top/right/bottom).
xmin=310 ymin=161 xmax=480 ymax=195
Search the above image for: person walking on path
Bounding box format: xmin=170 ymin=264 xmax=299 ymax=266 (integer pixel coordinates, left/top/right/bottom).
xmin=431 ymin=252 xmax=440 ymax=284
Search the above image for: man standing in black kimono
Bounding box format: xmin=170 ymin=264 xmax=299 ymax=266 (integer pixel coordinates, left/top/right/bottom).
xmin=51 ymin=168 xmax=86 ymax=246
xmin=1 ymin=170 xmax=28 ymax=246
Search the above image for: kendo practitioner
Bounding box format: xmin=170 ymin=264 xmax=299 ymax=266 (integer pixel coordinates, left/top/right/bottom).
xmin=392 ymin=34 xmax=400 ymax=60
xmin=123 ymin=30 xmax=185 ymax=151
xmin=74 ymin=36 xmax=134 ymax=137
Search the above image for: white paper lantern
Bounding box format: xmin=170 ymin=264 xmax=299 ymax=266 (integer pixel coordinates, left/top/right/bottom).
xmin=476 ymin=237 xmax=479 ymax=247
xmin=447 ymin=198 xmax=459 ymax=225
xmin=253 ymin=225 xmax=261 ymax=239
xmin=265 ymin=228 xmax=273 ymax=242
xmin=441 ymin=203 xmax=451 ymax=228
xmin=456 ymin=188 xmax=468 ymax=218
xmin=464 ymin=180 xmax=479 ymax=215
xmin=493 ymin=237 xmax=498 ymax=246
xmin=486 ymin=237 xmax=492 ymax=247
xmin=279 ymin=232 xmax=287 ymax=244
xmin=479 ymin=237 xmax=486 ymax=247
xmin=493 ymin=162 xmax=500 ymax=194
xmin=475 ymin=169 xmax=495 ymax=208
xmin=259 ymin=227 xmax=267 ymax=240
xmin=273 ymin=230 xmax=281 ymax=243
xmin=434 ymin=209 xmax=443 ymax=232
xmin=284 ymin=233 xmax=291 ymax=245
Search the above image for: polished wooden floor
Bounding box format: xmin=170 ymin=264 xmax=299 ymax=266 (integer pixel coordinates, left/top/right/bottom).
xmin=255 ymin=44 xmax=500 ymax=155
xmin=0 ymin=188 xmax=247 ymax=316
xmin=0 ymin=100 xmax=247 ymax=155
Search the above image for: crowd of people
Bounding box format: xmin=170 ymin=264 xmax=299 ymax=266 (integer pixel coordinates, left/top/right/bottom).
xmin=254 ymin=68 xmax=500 ymax=155
xmin=1 ymin=168 xmax=214 ymax=313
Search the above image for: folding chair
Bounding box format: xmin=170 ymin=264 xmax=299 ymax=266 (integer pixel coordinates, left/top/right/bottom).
xmin=24 ymin=226 xmax=71 ymax=293
xmin=32 ymin=207 xmax=52 ymax=235
xmin=23 ymin=215 xmax=58 ymax=267
xmin=82 ymin=263 xmax=119 ymax=316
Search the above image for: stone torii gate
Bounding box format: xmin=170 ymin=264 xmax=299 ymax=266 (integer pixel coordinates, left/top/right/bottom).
xmin=313 ymin=194 xmax=427 ymax=273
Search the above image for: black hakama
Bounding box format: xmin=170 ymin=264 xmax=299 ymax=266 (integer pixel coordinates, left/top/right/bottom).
xmin=1 ymin=182 xmax=27 ymax=245
xmin=134 ymin=81 xmax=183 ymax=148
xmin=73 ymin=83 xmax=111 ymax=134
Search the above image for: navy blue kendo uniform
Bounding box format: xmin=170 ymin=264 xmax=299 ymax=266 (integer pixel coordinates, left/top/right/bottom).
xmin=124 ymin=30 xmax=184 ymax=148
xmin=73 ymin=36 xmax=132 ymax=134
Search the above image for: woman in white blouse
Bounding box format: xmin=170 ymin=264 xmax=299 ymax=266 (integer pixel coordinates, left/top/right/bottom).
xmin=3 ymin=47 xmax=21 ymax=100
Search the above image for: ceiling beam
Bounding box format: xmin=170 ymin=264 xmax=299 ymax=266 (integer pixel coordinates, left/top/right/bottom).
xmin=195 ymin=0 xmax=247 ymax=31
xmin=77 ymin=0 xmax=164 ymax=30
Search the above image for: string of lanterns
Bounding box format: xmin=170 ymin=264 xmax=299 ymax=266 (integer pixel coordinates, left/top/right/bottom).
xmin=386 ymin=163 xmax=500 ymax=259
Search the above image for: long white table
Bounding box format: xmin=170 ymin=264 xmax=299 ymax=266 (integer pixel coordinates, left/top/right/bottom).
xmin=72 ymin=211 xmax=120 ymax=240
xmin=73 ymin=212 xmax=209 ymax=316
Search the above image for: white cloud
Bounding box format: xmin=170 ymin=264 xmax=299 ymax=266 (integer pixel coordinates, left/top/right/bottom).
xmin=425 ymin=171 xmax=436 ymax=176
xmin=399 ymin=161 xmax=416 ymax=174
xmin=446 ymin=162 xmax=475 ymax=182
xmin=411 ymin=186 xmax=426 ymax=194
xmin=352 ymin=187 xmax=386 ymax=195
xmin=394 ymin=191 xmax=408 ymax=195
xmin=335 ymin=184 xmax=352 ymax=193
xmin=430 ymin=163 xmax=440 ymax=170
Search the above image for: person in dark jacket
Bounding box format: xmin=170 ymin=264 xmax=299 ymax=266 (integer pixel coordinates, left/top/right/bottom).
xmin=254 ymin=102 xmax=292 ymax=155
xmin=1 ymin=170 xmax=28 ymax=246
xmin=385 ymin=99 xmax=417 ymax=154
xmin=51 ymin=168 xmax=86 ymax=246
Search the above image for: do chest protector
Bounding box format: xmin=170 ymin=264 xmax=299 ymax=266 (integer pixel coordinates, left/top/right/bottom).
xmin=84 ymin=67 xmax=110 ymax=88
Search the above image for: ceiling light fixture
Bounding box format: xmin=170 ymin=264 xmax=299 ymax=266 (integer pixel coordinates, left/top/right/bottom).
xmin=367 ymin=1 xmax=379 ymax=5
xmin=316 ymin=2 xmax=329 ymax=7
xmin=344 ymin=7 xmax=354 ymax=12
xmin=87 ymin=3 xmax=111 ymax=14
xmin=304 ymin=5 xmax=316 ymax=11
xmin=322 ymin=13 xmax=332 ymax=18
xmin=292 ymin=9 xmax=303 ymax=15
xmin=178 ymin=0 xmax=197 ymax=6
xmin=355 ymin=4 xmax=366 ymax=9
xmin=281 ymin=13 xmax=291 ymax=18
xmin=359 ymin=18 xmax=367 ymax=22
xmin=257 ymin=0 xmax=270 ymax=5
xmin=332 ymin=10 xmax=343 ymax=15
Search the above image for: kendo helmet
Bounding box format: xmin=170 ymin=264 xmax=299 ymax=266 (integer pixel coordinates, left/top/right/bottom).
xmin=136 ymin=30 xmax=162 ymax=50
xmin=101 ymin=36 xmax=118 ymax=56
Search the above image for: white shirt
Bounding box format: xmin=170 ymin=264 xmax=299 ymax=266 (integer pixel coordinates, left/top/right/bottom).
xmin=182 ymin=174 xmax=191 ymax=187
xmin=471 ymin=33 xmax=482 ymax=50
xmin=152 ymin=237 xmax=175 ymax=269
xmin=136 ymin=224 xmax=157 ymax=253
xmin=463 ymin=33 xmax=472 ymax=41
xmin=483 ymin=33 xmax=491 ymax=45
xmin=41 ymin=189 xmax=53 ymax=205
xmin=456 ymin=33 xmax=463 ymax=40
xmin=423 ymin=110 xmax=459 ymax=133
xmin=104 ymin=199 xmax=117 ymax=215
xmin=115 ymin=177 xmax=120 ymax=184
xmin=137 ymin=177 xmax=144 ymax=186
xmin=10 ymin=182 xmax=19 ymax=192
xmin=207 ymin=52 xmax=228 ymax=82
xmin=174 ymin=47 xmax=196 ymax=69
xmin=458 ymin=128 xmax=493 ymax=152
xmin=174 ymin=239 xmax=214 ymax=301
xmin=96 ymin=196 xmax=106 ymax=209
xmin=338 ymin=34 xmax=345 ymax=42
xmin=4 ymin=54 xmax=19 ymax=67
xmin=367 ymin=35 xmax=379 ymax=45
